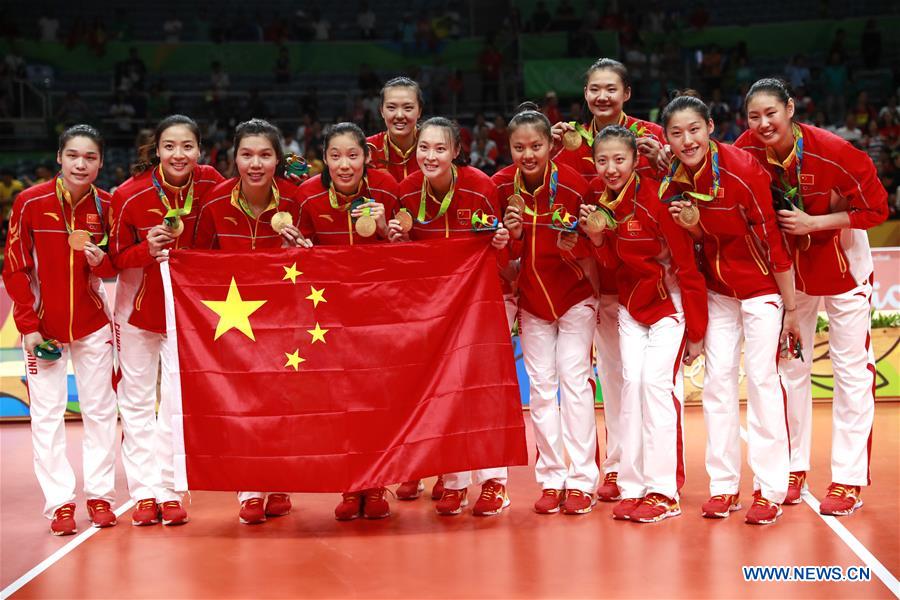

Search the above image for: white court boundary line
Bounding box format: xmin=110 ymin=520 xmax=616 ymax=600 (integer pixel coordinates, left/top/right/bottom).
xmin=0 ymin=500 xmax=134 ymax=599
xmin=739 ymin=427 xmax=899 ymax=597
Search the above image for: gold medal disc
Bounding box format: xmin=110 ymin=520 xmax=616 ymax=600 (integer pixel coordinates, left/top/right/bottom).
xmin=67 ymin=230 xmax=91 ymax=251
xmin=396 ymin=210 xmax=413 ymax=233
xmin=585 ymin=210 xmax=607 ymax=233
xmin=507 ymin=194 xmax=526 ymax=213
xmin=355 ymin=215 xmax=377 ymax=237
xmin=678 ymin=204 xmax=700 ymax=227
xmin=563 ymin=130 xmax=583 ymax=151
xmin=271 ymin=211 xmax=293 ymax=233
xmin=165 ymin=218 xmax=185 ymax=237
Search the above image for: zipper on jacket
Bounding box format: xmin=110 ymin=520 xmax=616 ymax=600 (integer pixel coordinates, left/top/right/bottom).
xmin=530 ymin=211 xmax=559 ymax=320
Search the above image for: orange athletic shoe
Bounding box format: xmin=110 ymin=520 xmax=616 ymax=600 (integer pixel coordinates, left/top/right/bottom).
xmin=533 ymin=489 xmax=564 ymax=514
xmin=50 ymin=503 xmax=77 ymax=536
xmin=596 ymin=472 xmax=621 ymax=502
xmin=131 ymin=498 xmax=159 ymax=526
xmin=435 ymin=488 xmax=469 ymax=516
xmin=160 ymin=500 xmax=188 ymax=526
xmin=784 ymin=471 xmax=806 ymax=505
xmin=86 ymin=499 xmax=117 ymax=528
xmin=630 ymin=493 xmax=681 ymax=523
xmin=701 ymin=494 xmax=741 ymax=518
xmin=745 ymin=492 xmax=783 ymax=525
xmin=472 ymin=480 xmax=510 ymax=516
xmin=819 ymin=483 xmax=863 ymax=516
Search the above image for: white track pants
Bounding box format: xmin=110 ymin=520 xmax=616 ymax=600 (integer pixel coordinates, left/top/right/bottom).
xmin=24 ymin=326 xmax=118 ymax=518
xmin=702 ymin=292 xmax=790 ymax=503
xmin=780 ymin=280 xmax=875 ymax=486
xmin=520 ymin=297 xmax=599 ymax=493
xmin=616 ymin=307 xmax=686 ymax=500
xmin=115 ymin=320 xmax=181 ymax=502
xmin=443 ymin=294 xmax=519 ymax=490
xmin=594 ymin=294 xmax=623 ymax=476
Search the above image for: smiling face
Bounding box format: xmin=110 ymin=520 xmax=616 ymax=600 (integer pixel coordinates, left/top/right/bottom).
xmin=746 ymin=92 xmax=795 ymax=149
xmin=665 ymin=108 xmax=714 ymax=169
xmin=380 ymin=86 xmax=421 ymax=141
xmin=594 ymin=137 xmax=636 ymax=193
xmin=324 ymin=132 xmax=366 ymax=194
xmin=235 ymin=134 xmax=278 ymax=192
xmin=57 ymin=136 xmax=102 ymax=193
xmin=509 ymin=124 xmax=551 ymax=183
xmin=157 ymin=124 xmax=200 ymax=184
xmin=584 ymin=68 xmax=631 ymax=124
xmin=416 ymin=125 xmax=458 ymax=184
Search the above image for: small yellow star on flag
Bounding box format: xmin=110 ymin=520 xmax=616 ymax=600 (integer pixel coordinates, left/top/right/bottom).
xmin=307 ymin=322 xmax=328 ymax=344
xmin=284 ymin=349 xmax=305 ymax=371
xmin=282 ymin=262 xmax=302 ymax=284
xmin=306 ymin=286 xmax=327 ymax=308
xmin=201 ymin=277 xmax=267 ymax=341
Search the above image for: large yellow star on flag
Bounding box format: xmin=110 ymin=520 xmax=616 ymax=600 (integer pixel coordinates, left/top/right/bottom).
xmin=306 ymin=286 xmax=327 ymax=308
xmin=307 ymin=322 xmax=328 ymax=344
xmin=201 ymin=277 xmax=267 ymax=341
xmin=282 ymin=262 xmax=302 ymax=284
xmin=284 ymin=349 xmax=305 ymax=370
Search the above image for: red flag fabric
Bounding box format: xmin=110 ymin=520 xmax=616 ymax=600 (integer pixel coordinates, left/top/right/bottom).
xmin=162 ymin=237 xmax=527 ymax=493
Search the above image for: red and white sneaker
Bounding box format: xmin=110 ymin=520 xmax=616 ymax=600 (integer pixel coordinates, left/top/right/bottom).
xmin=430 ymin=476 xmax=445 ymax=501
xmin=86 ymin=499 xmax=117 ymax=528
xmin=160 ymin=500 xmax=188 ymax=526
xmin=396 ymin=480 xmax=425 ymax=500
xmin=784 ymin=471 xmax=806 ymax=505
xmin=363 ymin=488 xmax=391 ymax=519
xmin=562 ymin=489 xmax=595 ymax=515
xmin=435 ymin=488 xmax=469 ymax=516
xmin=239 ymin=498 xmax=266 ymax=524
xmin=596 ymin=472 xmax=621 ymax=502
xmin=630 ymin=493 xmax=681 ymax=523
xmin=131 ymin=498 xmax=159 ymax=526
xmin=701 ymin=494 xmax=742 ymax=519
xmin=612 ymin=498 xmax=642 ymax=520
xmin=745 ymin=492 xmax=783 ymax=525
xmin=335 ymin=493 xmax=363 ymax=521
xmin=50 ymin=503 xmax=77 ymax=536
xmin=533 ymin=489 xmax=564 ymax=514
xmin=819 ymin=483 xmax=863 ymax=516
xmin=472 ymin=479 xmax=510 ymax=516
xmin=265 ymin=493 xmax=292 ymax=517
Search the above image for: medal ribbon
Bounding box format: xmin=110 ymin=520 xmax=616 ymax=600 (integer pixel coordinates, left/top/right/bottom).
xmin=151 ymin=167 xmax=194 ymax=227
xmin=514 ymin=162 xmax=559 ymax=217
xmin=567 ymin=121 xmax=594 ymax=146
xmin=774 ymin=123 xmax=804 ymax=211
xmin=328 ymin=177 xmax=369 ymax=211
xmin=658 ymin=141 xmax=721 ymax=205
xmin=382 ymin=131 xmax=417 ymax=167
xmin=416 ymin=165 xmax=457 ymax=224
xmin=596 ymin=173 xmax=639 ymax=228
xmin=232 ymin=182 xmax=280 ymax=219
xmin=55 ymin=175 xmax=108 ymax=246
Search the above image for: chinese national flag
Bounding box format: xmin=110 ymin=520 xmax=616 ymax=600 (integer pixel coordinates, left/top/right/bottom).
xmin=161 ymin=238 xmax=527 ymax=492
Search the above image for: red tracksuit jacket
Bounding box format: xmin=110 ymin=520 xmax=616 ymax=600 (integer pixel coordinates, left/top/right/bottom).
xmin=194 ymin=177 xmax=302 ymax=250
xmin=660 ymin=141 xmax=792 ymax=301
xmin=589 ymin=174 xmax=708 ymax=342
xmin=492 ymin=162 xmax=594 ymax=322
xmin=366 ymin=131 xmax=421 ymax=183
xmin=297 ymin=169 xmax=398 ymax=246
xmin=109 ymin=165 xmax=224 ymax=333
xmin=734 ymin=123 xmax=888 ymax=296
xmin=554 ymin=113 xmax=663 ymax=295
xmin=3 ymin=179 xmax=115 ymax=342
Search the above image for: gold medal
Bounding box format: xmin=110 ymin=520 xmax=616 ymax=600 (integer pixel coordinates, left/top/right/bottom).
xmin=396 ymin=210 xmax=413 ymax=233
xmin=271 ymin=211 xmax=293 ymax=233
xmin=165 ymin=217 xmax=185 ymax=237
xmin=355 ymin=214 xmax=377 ymax=237
xmin=67 ymin=230 xmax=91 ymax=251
xmin=677 ymin=204 xmax=700 ymax=227
xmin=584 ymin=210 xmax=607 ymax=234
xmin=507 ymin=194 xmax=526 ymax=213
xmin=563 ymin=129 xmax=583 ymax=151
xmin=796 ymin=234 xmax=811 ymax=251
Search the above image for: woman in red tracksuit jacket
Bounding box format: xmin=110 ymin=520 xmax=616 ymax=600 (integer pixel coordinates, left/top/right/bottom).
xmin=366 ymin=76 xmax=423 ymax=184
xmin=387 ymin=116 xmax=514 ymax=518
xmin=551 ymin=58 xmax=666 ymax=502
xmin=496 ymin=106 xmax=599 ymax=516
xmin=193 ymin=118 xmax=302 ymax=525
xmin=109 ymin=115 xmax=224 ymax=528
xmin=579 ymin=124 xmax=707 ymax=524
xmin=280 ymin=122 xmax=398 ymax=521
xmin=3 ymin=125 xmax=118 ymax=536
xmin=662 ymin=95 xmax=800 ymax=525
xmin=736 ymin=78 xmax=888 ymax=517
